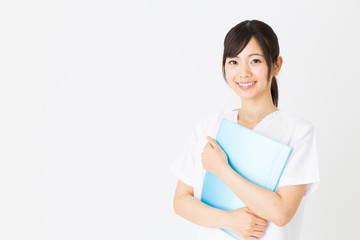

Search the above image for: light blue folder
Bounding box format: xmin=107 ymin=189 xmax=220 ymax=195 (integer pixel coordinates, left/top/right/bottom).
xmin=200 ymin=118 xmax=293 ymax=240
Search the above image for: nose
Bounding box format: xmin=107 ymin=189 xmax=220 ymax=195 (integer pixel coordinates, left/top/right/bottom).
xmin=238 ymin=62 xmax=251 ymax=79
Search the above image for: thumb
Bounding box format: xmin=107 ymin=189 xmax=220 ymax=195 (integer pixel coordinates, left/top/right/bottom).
xmin=206 ymin=136 xmax=218 ymax=148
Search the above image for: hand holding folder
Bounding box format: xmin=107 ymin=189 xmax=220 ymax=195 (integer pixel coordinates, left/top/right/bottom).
xmin=200 ymin=118 xmax=293 ymax=239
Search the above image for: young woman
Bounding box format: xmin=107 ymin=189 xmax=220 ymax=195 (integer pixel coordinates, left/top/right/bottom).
xmin=170 ymin=20 xmax=320 ymax=240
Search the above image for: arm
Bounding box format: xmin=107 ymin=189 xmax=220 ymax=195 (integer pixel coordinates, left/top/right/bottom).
xmin=173 ymin=179 xmax=267 ymax=239
xmin=202 ymin=136 xmax=306 ymax=227
xmin=219 ymin=167 xmax=305 ymax=227
xmin=173 ymin=179 xmax=226 ymax=228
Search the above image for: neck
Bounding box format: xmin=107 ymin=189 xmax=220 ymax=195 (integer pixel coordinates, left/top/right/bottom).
xmin=238 ymin=93 xmax=277 ymax=123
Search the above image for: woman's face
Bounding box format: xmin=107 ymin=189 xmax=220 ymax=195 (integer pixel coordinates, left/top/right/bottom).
xmin=224 ymin=37 xmax=273 ymax=101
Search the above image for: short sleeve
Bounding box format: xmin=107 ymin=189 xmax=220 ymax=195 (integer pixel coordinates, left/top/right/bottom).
xmin=169 ymin=122 xmax=202 ymax=187
xmin=277 ymin=126 xmax=320 ymax=196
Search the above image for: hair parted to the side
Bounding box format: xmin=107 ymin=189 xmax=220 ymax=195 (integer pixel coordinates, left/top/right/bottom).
xmin=222 ymin=20 xmax=280 ymax=107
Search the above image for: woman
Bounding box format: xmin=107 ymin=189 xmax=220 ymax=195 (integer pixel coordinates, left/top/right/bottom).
xmin=170 ymin=20 xmax=320 ymax=240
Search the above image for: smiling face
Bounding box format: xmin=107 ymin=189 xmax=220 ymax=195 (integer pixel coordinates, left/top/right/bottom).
xmin=224 ymin=37 xmax=275 ymax=101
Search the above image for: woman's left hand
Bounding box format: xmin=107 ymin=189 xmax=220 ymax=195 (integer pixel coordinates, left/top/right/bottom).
xmin=201 ymin=136 xmax=230 ymax=176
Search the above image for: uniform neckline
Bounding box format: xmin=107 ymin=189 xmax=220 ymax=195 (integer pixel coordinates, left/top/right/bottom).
xmin=232 ymin=108 xmax=280 ymax=131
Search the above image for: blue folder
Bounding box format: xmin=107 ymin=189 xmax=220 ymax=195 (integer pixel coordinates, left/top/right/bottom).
xmin=200 ymin=118 xmax=293 ymax=240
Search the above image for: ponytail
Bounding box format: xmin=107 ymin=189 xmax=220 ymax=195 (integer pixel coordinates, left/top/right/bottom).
xmin=270 ymin=76 xmax=279 ymax=107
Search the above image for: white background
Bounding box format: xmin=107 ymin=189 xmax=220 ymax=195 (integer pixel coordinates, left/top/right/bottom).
xmin=0 ymin=0 xmax=359 ymax=239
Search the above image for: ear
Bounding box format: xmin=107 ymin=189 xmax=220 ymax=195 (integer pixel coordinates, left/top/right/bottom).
xmin=273 ymin=56 xmax=283 ymax=77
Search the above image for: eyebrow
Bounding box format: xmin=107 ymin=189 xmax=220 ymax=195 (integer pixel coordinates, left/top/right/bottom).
xmin=248 ymin=53 xmax=264 ymax=57
xmin=233 ymin=53 xmax=264 ymax=58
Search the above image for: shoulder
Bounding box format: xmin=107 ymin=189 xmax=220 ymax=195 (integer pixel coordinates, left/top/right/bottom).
xmin=197 ymin=108 xmax=235 ymax=126
xmin=277 ymin=109 xmax=313 ymax=128
xmin=275 ymin=109 xmax=315 ymax=143
xmin=194 ymin=108 xmax=236 ymax=136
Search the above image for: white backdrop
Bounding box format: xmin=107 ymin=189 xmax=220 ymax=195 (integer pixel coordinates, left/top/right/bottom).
xmin=1 ymin=0 xmax=359 ymax=239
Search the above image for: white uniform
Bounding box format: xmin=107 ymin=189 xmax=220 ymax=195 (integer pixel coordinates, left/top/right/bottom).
xmin=170 ymin=108 xmax=320 ymax=240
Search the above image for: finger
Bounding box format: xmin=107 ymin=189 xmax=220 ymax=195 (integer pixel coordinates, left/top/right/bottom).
xmin=250 ymin=230 xmax=265 ymax=238
xmin=254 ymin=216 xmax=267 ymax=226
xmin=254 ymin=218 xmax=267 ymax=226
xmin=246 ymin=236 xmax=259 ymax=240
xmin=246 ymin=208 xmax=261 ymax=217
xmin=206 ymin=136 xmax=217 ymax=148
xmin=203 ymin=142 xmax=210 ymax=151
xmin=253 ymin=224 xmax=266 ymax=232
xmin=246 ymin=210 xmax=267 ymax=226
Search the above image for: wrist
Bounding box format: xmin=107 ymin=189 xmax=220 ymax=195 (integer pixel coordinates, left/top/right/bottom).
xmin=216 ymin=209 xmax=231 ymax=229
xmin=218 ymin=164 xmax=233 ymax=181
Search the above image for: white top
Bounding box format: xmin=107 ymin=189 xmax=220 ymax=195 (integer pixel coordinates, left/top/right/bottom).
xmin=170 ymin=108 xmax=320 ymax=240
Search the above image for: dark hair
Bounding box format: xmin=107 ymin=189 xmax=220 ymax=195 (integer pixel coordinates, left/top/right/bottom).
xmin=222 ymin=20 xmax=280 ymax=107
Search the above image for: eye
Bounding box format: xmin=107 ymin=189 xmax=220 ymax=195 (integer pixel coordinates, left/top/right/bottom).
xmin=228 ymin=60 xmax=237 ymax=65
xmin=251 ymin=59 xmax=261 ymax=63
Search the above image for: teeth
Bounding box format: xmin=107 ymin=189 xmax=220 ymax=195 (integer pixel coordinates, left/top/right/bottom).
xmin=238 ymin=81 xmax=255 ymax=87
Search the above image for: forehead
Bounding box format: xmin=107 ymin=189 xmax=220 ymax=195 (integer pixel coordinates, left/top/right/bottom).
xmin=237 ymin=37 xmax=263 ymax=57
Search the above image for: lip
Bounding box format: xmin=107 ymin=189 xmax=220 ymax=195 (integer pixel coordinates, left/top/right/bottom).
xmin=236 ymin=81 xmax=257 ymax=90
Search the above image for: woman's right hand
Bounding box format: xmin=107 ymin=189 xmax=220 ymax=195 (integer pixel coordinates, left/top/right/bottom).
xmin=223 ymin=207 xmax=267 ymax=240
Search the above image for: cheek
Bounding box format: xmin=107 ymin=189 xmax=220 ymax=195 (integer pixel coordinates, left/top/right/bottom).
xmin=225 ymin=68 xmax=237 ymax=81
xmin=253 ymin=66 xmax=268 ymax=78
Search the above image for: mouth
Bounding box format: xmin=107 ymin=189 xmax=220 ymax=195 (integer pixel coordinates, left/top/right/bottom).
xmin=236 ymin=81 xmax=257 ymax=89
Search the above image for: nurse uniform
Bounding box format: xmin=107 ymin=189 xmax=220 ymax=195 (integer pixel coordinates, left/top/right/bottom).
xmin=170 ymin=108 xmax=320 ymax=240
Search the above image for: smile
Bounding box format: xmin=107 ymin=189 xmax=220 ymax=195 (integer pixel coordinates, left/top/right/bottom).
xmin=236 ymin=81 xmax=257 ymax=89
